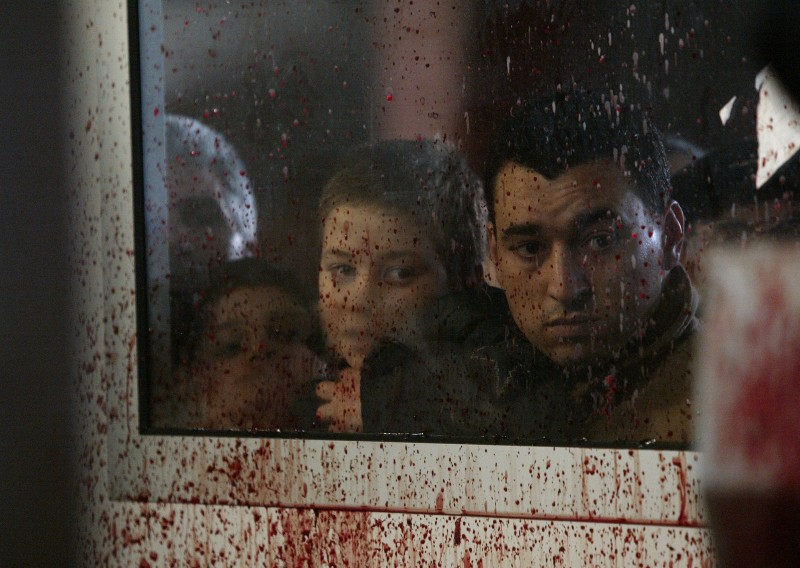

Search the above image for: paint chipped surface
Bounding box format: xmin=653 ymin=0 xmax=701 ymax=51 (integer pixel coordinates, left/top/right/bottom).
xmin=67 ymin=0 xmax=715 ymax=564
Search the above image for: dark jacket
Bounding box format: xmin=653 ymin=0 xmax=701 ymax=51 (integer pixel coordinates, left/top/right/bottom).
xmin=360 ymin=286 xmax=580 ymax=442
xmin=360 ymin=268 xmax=699 ymax=444
xmin=573 ymin=266 xmax=700 ymax=443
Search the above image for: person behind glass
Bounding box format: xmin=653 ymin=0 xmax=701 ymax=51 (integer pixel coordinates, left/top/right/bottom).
xmin=483 ymin=91 xmax=698 ymax=442
xmin=315 ymin=138 xmax=488 ymax=433
xmin=362 ymin=91 xmax=699 ymax=443
xmin=148 ymin=115 xmax=261 ymax=428
xmin=165 ymin=114 xmax=258 ymax=292
xmin=178 ymin=258 xmax=324 ymax=430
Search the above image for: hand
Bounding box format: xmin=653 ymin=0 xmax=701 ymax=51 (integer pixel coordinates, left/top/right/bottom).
xmin=315 ymin=367 xmax=363 ymax=433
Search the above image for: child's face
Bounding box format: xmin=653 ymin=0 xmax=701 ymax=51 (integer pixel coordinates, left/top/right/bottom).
xmin=319 ymin=205 xmax=449 ymax=369
xmin=192 ymin=285 xmax=321 ymax=429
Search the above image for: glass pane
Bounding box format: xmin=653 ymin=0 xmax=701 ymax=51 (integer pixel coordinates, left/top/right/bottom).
xmin=135 ymin=0 xmax=796 ymax=446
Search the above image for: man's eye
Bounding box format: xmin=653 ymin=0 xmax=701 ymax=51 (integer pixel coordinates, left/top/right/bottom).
xmin=383 ymin=265 xmax=419 ymax=285
xmin=512 ymin=241 xmax=542 ymax=259
xmin=586 ymin=233 xmax=614 ymax=252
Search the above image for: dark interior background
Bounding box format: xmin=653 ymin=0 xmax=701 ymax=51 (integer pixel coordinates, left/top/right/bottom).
xmin=159 ymin=0 xmax=766 ymax=294
xmin=145 ymin=0 xmax=793 ymax=437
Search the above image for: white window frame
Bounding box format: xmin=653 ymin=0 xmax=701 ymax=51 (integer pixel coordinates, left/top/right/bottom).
xmin=105 ymin=0 xmax=705 ymax=529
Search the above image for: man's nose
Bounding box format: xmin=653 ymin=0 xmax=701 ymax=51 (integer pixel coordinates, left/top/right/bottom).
xmin=546 ymin=242 xmax=591 ymax=305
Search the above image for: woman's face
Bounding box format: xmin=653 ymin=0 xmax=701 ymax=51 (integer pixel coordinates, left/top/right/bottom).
xmin=191 ymin=285 xmax=322 ymax=429
xmin=318 ymin=205 xmax=449 ymax=369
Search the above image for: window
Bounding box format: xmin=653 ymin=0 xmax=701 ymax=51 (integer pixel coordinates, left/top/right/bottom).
xmin=120 ymin=0 xmax=791 ymax=517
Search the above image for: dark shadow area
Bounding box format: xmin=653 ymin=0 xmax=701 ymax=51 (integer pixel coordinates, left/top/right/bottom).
xmin=0 ymin=1 xmax=75 ymax=565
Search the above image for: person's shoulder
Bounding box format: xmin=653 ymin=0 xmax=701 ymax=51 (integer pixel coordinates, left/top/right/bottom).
xmin=424 ymin=284 xmax=517 ymax=345
xmin=424 ymin=285 xmax=545 ymax=393
xmin=613 ymin=330 xmax=696 ymax=443
xmin=647 ymin=332 xmax=696 ymax=394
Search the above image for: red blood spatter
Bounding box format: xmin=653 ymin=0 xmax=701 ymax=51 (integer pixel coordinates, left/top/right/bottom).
xmin=598 ymin=374 xmax=618 ymax=418
xmin=720 ymin=281 xmax=800 ymax=487
xmin=226 ymin=457 xmax=243 ymax=481
xmin=672 ymin=455 xmax=689 ymax=525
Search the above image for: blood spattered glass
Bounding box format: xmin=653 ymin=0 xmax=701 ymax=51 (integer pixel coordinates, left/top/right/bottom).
xmin=134 ymin=0 xmax=800 ymax=449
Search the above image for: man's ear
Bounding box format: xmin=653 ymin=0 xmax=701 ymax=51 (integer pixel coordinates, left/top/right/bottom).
xmin=662 ymin=200 xmax=685 ymax=271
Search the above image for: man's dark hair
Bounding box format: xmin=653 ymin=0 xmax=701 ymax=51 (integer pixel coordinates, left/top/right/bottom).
xmin=484 ymin=91 xmax=671 ymax=222
xmin=320 ymin=138 xmax=488 ymax=290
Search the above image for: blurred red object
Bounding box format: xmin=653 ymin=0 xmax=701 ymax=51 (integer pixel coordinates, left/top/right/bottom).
xmin=698 ymin=245 xmax=800 ymax=567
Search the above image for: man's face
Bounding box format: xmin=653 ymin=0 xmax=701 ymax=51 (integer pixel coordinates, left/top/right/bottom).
xmin=490 ymin=161 xmax=673 ymax=369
